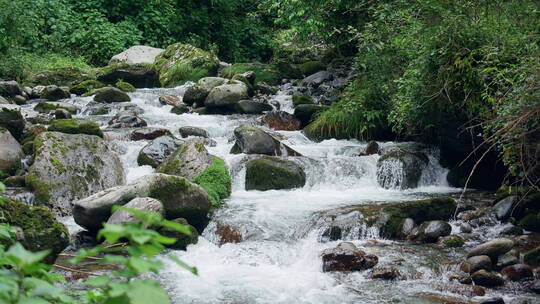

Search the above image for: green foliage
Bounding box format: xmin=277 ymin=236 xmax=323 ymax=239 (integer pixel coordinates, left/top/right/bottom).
xmin=193 ymin=157 xmax=232 ymax=207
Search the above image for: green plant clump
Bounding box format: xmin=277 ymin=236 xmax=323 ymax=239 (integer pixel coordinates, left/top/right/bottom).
xmin=193 ymin=156 xmax=232 ymax=207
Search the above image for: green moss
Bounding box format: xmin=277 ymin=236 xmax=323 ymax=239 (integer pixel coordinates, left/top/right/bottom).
xmin=24 ymin=175 xmax=52 ymax=206
xmin=0 ymin=107 xmax=25 ymax=140
xmin=137 ymin=152 xmax=158 ymax=168
xmin=193 ymin=156 xmax=232 ymax=207
xmin=148 ymin=176 xmax=191 ymax=202
xmin=245 ymin=157 xmax=306 ymax=191
xmin=221 ymin=63 xmax=280 ymax=85
xmin=273 ymin=61 xmax=303 ymax=79
xmin=0 ymin=198 xmax=69 ymax=264
xmin=48 ymin=119 xmax=103 ymax=137
xmin=524 ymin=246 xmax=540 ymax=266
xmin=292 ymin=95 xmax=313 ymax=107
xmin=518 ymin=213 xmax=540 ymax=232
xmin=157 ymin=159 xmax=182 ymax=175
xmin=50 ymin=158 xmax=66 ymax=174
xmin=115 ymin=80 xmax=136 ymax=92
xmin=442 ymin=235 xmax=465 ymax=247
xmin=25 ymin=67 xmax=94 ymax=87
xmin=299 ymin=61 xmax=326 ymax=76
xmin=34 ymin=102 xmax=76 ymax=114
xmin=70 ymin=79 xmax=105 ymax=95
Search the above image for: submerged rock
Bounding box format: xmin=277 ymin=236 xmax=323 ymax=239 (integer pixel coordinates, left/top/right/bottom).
xmin=26 ymin=132 xmax=125 ymax=215
xmin=159 ymin=95 xmax=182 ymax=106
xmin=230 ymin=125 xmax=301 ymax=156
xmin=107 ymin=197 xmax=165 ymax=225
xmin=237 ymin=100 xmax=273 ymax=114
xmin=245 ymin=156 xmax=306 ymax=191
xmin=137 ymin=135 xmax=183 ymax=168
xmin=0 ymin=198 xmax=69 ymax=264
xmin=367 ymin=266 xmax=401 ymax=280
xmin=131 ymin=127 xmax=172 ymax=140
xmin=179 ymin=126 xmax=209 ymax=138
xmin=108 ymin=111 xmax=147 ymax=128
xmin=73 ymin=173 xmax=212 ymax=232
xmin=376 ymin=150 xmax=429 ymax=189
xmin=321 ymin=242 xmax=378 ymax=272
xmin=157 ymin=140 xmax=213 ymax=180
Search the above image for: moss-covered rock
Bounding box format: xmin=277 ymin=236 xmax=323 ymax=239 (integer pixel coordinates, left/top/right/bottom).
xmin=25 ymin=67 xmax=94 ymax=87
xmin=70 ymin=80 xmax=106 ymax=96
xmin=245 ymin=156 xmax=306 ymax=191
xmin=20 ymin=125 xmax=46 ymax=155
xmin=292 ymin=95 xmax=313 ymax=107
xmin=524 ymin=246 xmax=540 ymax=266
xmin=442 ymin=235 xmax=465 ymax=247
xmin=0 ymin=129 xmax=23 ymax=174
xmin=34 ymin=101 xmax=79 ymax=115
xmin=48 ymin=119 xmax=103 ymax=137
xmin=154 ymin=43 xmax=220 ymax=87
xmin=73 ymin=173 xmax=212 ymax=232
xmin=26 ymin=132 xmax=125 ymax=215
xmin=0 ymin=105 xmax=25 ymax=140
xmin=221 ymin=63 xmax=280 ymax=85
xmin=518 ymin=213 xmax=540 ymax=232
xmin=204 ymin=81 xmax=249 ymax=111
xmin=0 ymin=198 xmax=69 ymax=264
xmin=193 ymin=156 xmax=231 ymax=207
xmin=157 ymin=140 xmax=213 ymax=180
xmin=299 ymin=61 xmax=326 ymax=76
xmin=183 ymin=77 xmax=229 ymax=106
xmin=96 ymin=63 xmax=159 ymax=88
xmin=294 ymin=104 xmax=329 ymax=128
xmin=93 ymin=87 xmax=131 ymax=103
xmin=159 ymin=218 xmax=199 ymax=250
xmin=230 ymin=125 xmax=302 ymax=156
xmin=40 ymin=85 xmax=70 ymax=101
xmin=115 ymin=80 xmax=136 ymax=92
xmin=137 ymin=136 xmax=183 ymax=168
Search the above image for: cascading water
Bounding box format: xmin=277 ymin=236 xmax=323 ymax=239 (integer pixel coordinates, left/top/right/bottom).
xmin=41 ymin=84 xmax=537 ymax=304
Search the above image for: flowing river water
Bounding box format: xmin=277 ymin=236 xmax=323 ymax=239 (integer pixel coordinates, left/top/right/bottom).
xmin=24 ymin=85 xmax=537 ymax=303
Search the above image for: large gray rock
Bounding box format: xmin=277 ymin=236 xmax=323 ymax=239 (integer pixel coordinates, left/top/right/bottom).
xmin=409 ymin=220 xmax=451 ymax=243
xmin=467 ymin=238 xmax=514 ymax=260
xmin=137 ymin=135 xmax=183 ymax=168
xmin=376 ymin=150 xmax=429 ymax=189
xmin=0 ymin=81 xmax=22 ymax=98
xmin=94 ymin=87 xmax=131 ymax=103
xmin=98 ymin=64 xmax=160 ymax=88
xmin=0 ymin=105 xmax=25 ymax=140
xmin=230 ymin=125 xmax=301 ymax=156
xmin=179 ymin=126 xmax=209 ymax=138
xmin=0 ymin=129 xmax=23 ymax=173
xmin=204 ymin=81 xmax=249 ymax=110
xmin=106 ymin=197 xmax=165 ymax=225
xmin=109 ymin=45 xmax=164 ymax=65
xmin=461 ymin=255 xmax=492 ymax=273
xmin=157 ymin=140 xmax=213 ymax=180
xmin=26 ymin=132 xmax=125 ymax=215
xmin=183 ymin=77 xmax=228 ymax=106
xmin=73 ymin=173 xmax=212 ymax=232
xmin=245 ymin=156 xmax=306 ymax=191
xmin=236 ymin=100 xmax=273 ymax=114
xmin=301 ymin=71 xmax=332 ymax=87
xmin=493 ymin=196 xmax=517 ymax=220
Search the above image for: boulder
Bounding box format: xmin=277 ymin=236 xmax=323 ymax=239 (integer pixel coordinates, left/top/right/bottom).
xmin=97 ymin=63 xmax=159 ymax=88
xmin=460 ymin=255 xmax=492 ymax=273
xmin=26 ymin=132 xmax=125 ymax=215
xmin=496 ymin=251 xmax=519 ymax=269
xmin=93 ymin=87 xmax=131 ymax=103
xmin=70 ymin=80 xmax=106 ymax=96
xmin=157 ymin=140 xmax=213 ymax=180
xmin=159 ymin=95 xmax=182 ymax=106
xmin=137 ymin=135 xmax=183 ymax=168
xmin=0 ymin=198 xmax=69 ymax=264
xmin=321 ymin=242 xmax=378 ymax=272
xmin=501 ymin=264 xmax=533 ymax=281
xmin=72 ymin=173 xmax=212 ymax=232
xmin=48 ymin=119 xmax=103 ymax=137
xmin=131 ymin=127 xmax=172 ymax=141
xmin=106 ymin=197 xmax=165 ymax=225
xmin=408 ymin=220 xmax=451 ymax=243
xmin=362 ymin=141 xmax=380 ymax=156
xmin=367 ymin=266 xmax=401 ymax=280
xmin=467 ymin=238 xmax=514 ymax=261
xmin=230 ymin=125 xmax=301 ymax=156
xmin=0 ymin=96 xmax=9 ymax=104
xmin=26 ymin=67 xmax=92 ymax=87
xmin=301 ymin=71 xmax=332 ymax=87
xmin=41 ymin=85 xmax=70 ymax=101
xmin=55 ymin=109 xmax=72 ymax=119
xmin=299 ymin=61 xmax=326 ymax=76
xmin=493 ymin=196 xmax=517 ymax=220
xmin=441 ymin=235 xmax=465 ymax=247
xmin=518 ymin=213 xmax=540 ymax=232
xmin=398 ymin=218 xmax=416 ymax=238
xmin=154 ymin=43 xmax=220 ymax=87
xmin=237 ymin=100 xmax=273 ymax=114
xmin=108 ymin=111 xmax=147 ymax=128
xmin=470 ymin=270 xmax=504 ymax=287
xmin=34 ymin=101 xmax=80 ymax=114
xmin=183 ymin=77 xmax=228 ymax=106
xmin=159 ymin=218 xmax=198 ymax=250
xmin=524 ymin=246 xmax=540 ymax=266
xmin=0 ymin=105 xmax=25 ymax=140
xmin=170 ymin=104 xmax=190 ymax=114
xmin=115 ymin=80 xmax=136 ymax=92
xmin=13 ymin=95 xmax=26 ymax=105
xmin=0 ymin=80 xmax=22 ymax=98
xmin=376 ymin=150 xmax=429 ymax=189
xmin=293 ymin=104 xmax=329 ymax=128
xmin=204 ymin=82 xmax=249 ymax=110
xmin=179 ymin=126 xmax=209 ymax=138
xmin=262 ymin=111 xmax=301 ymax=131
xmin=245 ymin=156 xmax=306 ymax=191
xmin=0 ymin=129 xmax=23 ymax=173
xmin=109 ymin=45 xmax=164 ymax=65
